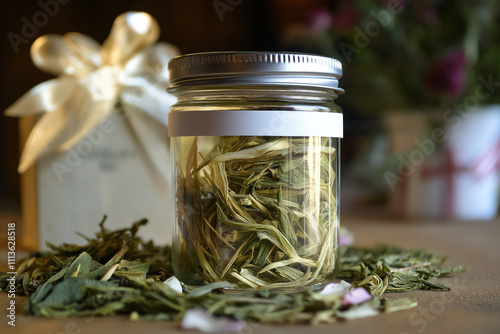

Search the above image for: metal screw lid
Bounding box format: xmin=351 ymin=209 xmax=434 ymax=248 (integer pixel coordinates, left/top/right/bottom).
xmin=168 ymin=51 xmax=343 ymax=93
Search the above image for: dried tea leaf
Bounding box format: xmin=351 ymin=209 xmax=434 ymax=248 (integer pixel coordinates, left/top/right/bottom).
xmin=24 ymin=259 xmax=71 ymax=312
xmin=188 ymin=282 xmax=235 ymax=298
xmin=32 ymin=278 xmax=115 ymax=317
xmin=64 ymin=252 xmax=92 ymax=279
xmin=382 ymin=297 xmax=418 ymax=313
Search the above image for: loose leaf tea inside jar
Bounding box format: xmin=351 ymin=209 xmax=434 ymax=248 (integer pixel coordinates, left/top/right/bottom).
xmin=174 ymin=135 xmax=339 ymax=289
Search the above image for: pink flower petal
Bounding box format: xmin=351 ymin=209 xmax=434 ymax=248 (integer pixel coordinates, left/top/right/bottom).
xmin=339 ymin=227 xmax=354 ymax=247
xmin=331 ymin=2 xmax=358 ymax=33
xmin=339 ymin=236 xmax=354 ymax=247
xmin=306 ymin=8 xmax=333 ymax=34
xmin=181 ymin=308 xmax=247 ymax=333
xmin=342 ymin=287 xmax=372 ymax=306
xmin=424 ymin=49 xmax=467 ymax=98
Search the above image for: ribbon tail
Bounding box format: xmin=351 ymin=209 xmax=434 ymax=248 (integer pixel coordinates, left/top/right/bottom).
xmin=18 ymin=82 xmax=97 ymax=173
xmin=18 ymin=107 xmax=73 ymax=173
xmin=5 ymin=77 xmax=78 ymax=117
xmin=56 ymin=98 xmax=116 ymax=153
xmin=123 ymin=104 xmax=170 ymax=182
xmin=56 ymin=68 xmax=120 ymax=152
xmin=120 ymin=78 xmax=175 ymax=127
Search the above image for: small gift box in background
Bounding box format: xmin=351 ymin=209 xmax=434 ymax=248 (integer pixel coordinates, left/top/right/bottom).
xmin=5 ymin=12 xmax=180 ymax=249
xmin=391 ymin=105 xmax=500 ymax=220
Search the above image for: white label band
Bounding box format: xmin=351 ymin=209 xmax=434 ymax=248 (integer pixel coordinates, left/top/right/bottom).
xmin=168 ymin=110 xmax=343 ymax=137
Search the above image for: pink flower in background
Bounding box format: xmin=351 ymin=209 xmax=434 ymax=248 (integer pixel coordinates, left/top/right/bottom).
xmin=339 ymin=226 xmax=354 ymax=247
xmin=331 ymin=2 xmax=358 ymax=33
xmin=415 ymin=1 xmax=438 ymax=25
xmin=339 ymin=235 xmax=354 ymax=247
xmin=376 ymin=0 xmax=410 ymax=8
xmin=419 ymin=6 xmax=438 ymax=25
xmin=306 ymin=8 xmax=333 ymax=34
xmin=424 ymin=50 xmax=467 ymax=99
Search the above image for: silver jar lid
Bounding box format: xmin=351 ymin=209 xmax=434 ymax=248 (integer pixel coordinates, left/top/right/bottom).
xmin=168 ymin=51 xmax=343 ymax=93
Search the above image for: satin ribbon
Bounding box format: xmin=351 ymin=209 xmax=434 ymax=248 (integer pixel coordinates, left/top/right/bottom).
xmin=4 ymin=12 xmax=180 ymax=180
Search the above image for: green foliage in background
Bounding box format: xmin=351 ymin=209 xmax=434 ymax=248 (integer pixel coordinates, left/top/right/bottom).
xmin=292 ymin=0 xmax=500 ymax=112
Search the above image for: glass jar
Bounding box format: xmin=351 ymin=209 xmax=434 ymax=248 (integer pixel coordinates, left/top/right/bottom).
xmin=168 ymin=52 xmax=344 ymax=290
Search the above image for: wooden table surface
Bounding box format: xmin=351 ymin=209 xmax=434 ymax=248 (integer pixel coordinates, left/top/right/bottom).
xmin=1 ymin=217 xmax=499 ymax=334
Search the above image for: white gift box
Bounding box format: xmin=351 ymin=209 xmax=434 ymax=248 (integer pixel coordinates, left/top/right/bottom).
xmin=19 ymin=110 xmax=174 ymax=250
xmin=5 ymin=12 xmax=181 ymax=249
xmin=446 ymin=105 xmax=500 ymax=220
xmin=393 ymin=105 xmax=500 ymax=220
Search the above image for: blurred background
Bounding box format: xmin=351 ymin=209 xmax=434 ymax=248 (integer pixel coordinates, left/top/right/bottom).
xmin=1 ymin=0 xmax=499 ymax=246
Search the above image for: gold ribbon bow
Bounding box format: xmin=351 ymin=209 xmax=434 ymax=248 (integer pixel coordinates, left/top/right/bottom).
xmin=5 ymin=12 xmax=180 ymax=180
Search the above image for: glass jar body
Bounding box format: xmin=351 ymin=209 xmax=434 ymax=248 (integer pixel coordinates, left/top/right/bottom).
xmin=171 ymin=86 xmax=341 ymax=290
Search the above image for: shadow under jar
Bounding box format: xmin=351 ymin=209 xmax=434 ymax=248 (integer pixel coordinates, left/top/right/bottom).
xmin=167 ymin=52 xmax=344 ymax=290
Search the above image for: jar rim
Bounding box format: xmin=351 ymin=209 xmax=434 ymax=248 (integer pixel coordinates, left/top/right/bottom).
xmin=168 ymin=51 xmax=344 ymax=93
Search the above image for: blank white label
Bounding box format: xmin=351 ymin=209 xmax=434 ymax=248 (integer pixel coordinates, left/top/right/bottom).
xmin=169 ymin=110 xmax=343 ymax=138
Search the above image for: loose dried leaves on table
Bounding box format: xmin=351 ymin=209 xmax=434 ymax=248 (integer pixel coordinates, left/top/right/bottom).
xmin=337 ymin=245 xmax=466 ymax=296
xmin=0 ymin=218 xmax=465 ymax=324
xmin=0 ymin=216 xmax=172 ymax=296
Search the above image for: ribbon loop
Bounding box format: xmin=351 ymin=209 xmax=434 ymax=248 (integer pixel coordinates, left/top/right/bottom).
xmin=101 ymin=12 xmax=160 ymax=66
xmin=62 ymin=32 xmax=102 ymax=71
xmin=31 ymin=35 xmax=94 ymax=76
xmin=124 ymin=42 xmax=180 ymax=86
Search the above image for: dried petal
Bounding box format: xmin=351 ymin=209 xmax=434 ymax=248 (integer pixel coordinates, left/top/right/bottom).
xmin=338 ymin=303 xmax=379 ymax=320
xmin=181 ymin=308 xmax=247 ymax=333
xmin=339 ymin=227 xmax=354 ymax=247
xmin=100 ymin=263 xmax=119 ymax=281
xmin=318 ymin=280 xmax=351 ymax=296
xmin=163 ymin=276 xmax=183 ymax=293
xmin=342 ymin=287 xmax=372 ymax=306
